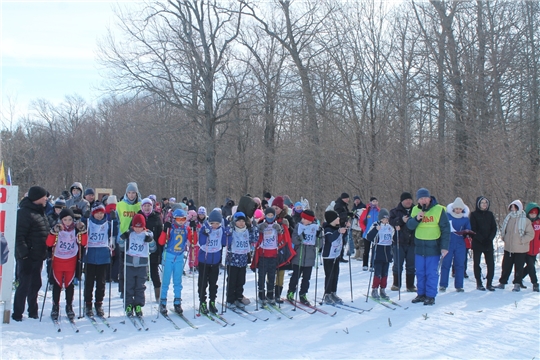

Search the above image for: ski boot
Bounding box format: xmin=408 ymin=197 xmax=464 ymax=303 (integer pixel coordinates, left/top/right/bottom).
xmin=65 ymin=304 xmax=75 ymax=320
xmin=199 ymin=302 xmax=209 ymax=315
xmin=135 ymin=305 xmax=143 ymax=317
xmin=380 ymin=288 xmax=389 ymax=300
xmin=159 ymin=300 xmax=168 ymax=315
xmin=286 ymin=291 xmax=295 ymax=301
xmin=299 ymin=294 xmax=311 ymax=306
xmin=95 ymin=302 xmax=105 ymax=317
xmin=173 ymin=298 xmax=183 ymax=314
xmin=423 ymin=297 xmax=435 ymax=306
xmin=533 ymin=284 xmax=539 ymax=292
xmin=85 ymin=303 xmax=94 ymax=317
xmin=51 ymin=304 xmax=60 ymax=321
xmin=323 ymin=293 xmax=334 ymax=304
xmin=227 ymin=302 xmax=236 ymax=310
xmin=371 ymin=288 xmax=380 ymax=299
xmin=125 ymin=304 xmax=134 ymax=317
xmin=411 ymin=295 xmax=426 ymax=303
xmin=439 ymin=286 xmax=446 ymax=292
xmin=209 ymin=301 xmax=218 ymax=314
xmin=234 ymin=300 xmax=245 ymax=310
xmin=330 ymin=292 xmax=343 ymax=304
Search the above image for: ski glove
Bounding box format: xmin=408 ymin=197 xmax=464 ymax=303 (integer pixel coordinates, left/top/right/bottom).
xmin=203 ymin=227 xmax=211 ymax=235
xmin=258 ymin=222 xmax=268 ymax=231
xmin=272 ymin=223 xmax=283 ymax=234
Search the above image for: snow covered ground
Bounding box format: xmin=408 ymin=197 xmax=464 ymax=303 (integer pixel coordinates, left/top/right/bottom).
xmin=1 ymin=250 xmax=539 ymax=360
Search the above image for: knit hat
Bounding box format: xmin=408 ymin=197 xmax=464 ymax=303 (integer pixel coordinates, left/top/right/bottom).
xmin=353 ymin=196 xmax=360 ymax=201
xmin=198 ymin=206 xmax=207 ymax=215
xmin=126 ymin=182 xmax=139 ymax=193
xmin=187 ymin=210 xmax=197 ymax=222
xmin=59 ymin=208 xmax=75 ymax=220
xmin=301 ymin=209 xmax=315 ymax=222
xmin=91 ymin=202 xmax=105 ymax=215
xmin=234 ymin=211 xmax=246 ymax=222
xmin=283 ymin=196 xmax=293 ymax=207
xmin=54 ymin=198 xmax=66 ymax=208
xmin=148 ymin=194 xmax=157 ymax=202
xmin=132 ymin=214 xmax=146 ymax=228
xmin=84 ymin=188 xmax=95 ymax=196
xmin=264 ymin=207 xmax=276 ymax=216
xmin=400 ymin=192 xmax=413 ymax=202
xmin=264 ymin=192 xmax=272 ymax=199
xmin=253 ymin=197 xmax=262 ymax=206
xmin=141 ymin=198 xmax=153 ymax=207
xmin=272 ymin=196 xmax=284 ymax=209
xmin=294 ymin=202 xmax=303 ymax=209
xmin=27 ymin=186 xmax=48 ymax=201
xmin=208 ymin=209 xmax=223 ymax=224
xmin=169 ymin=197 xmax=176 ymax=203
xmin=254 ymin=209 xmax=264 ymax=219
xmin=378 ymin=208 xmax=390 ymax=221
xmin=324 ymin=210 xmax=339 ymax=224
xmin=452 ymin=197 xmax=466 ymax=209
xmin=341 ymin=193 xmax=350 ymax=199
xmin=369 ymin=197 xmax=377 ymax=202
xmin=416 ymin=188 xmax=430 ymax=200
xmin=108 ymin=195 xmax=117 ymax=205
xmin=173 ymin=209 xmax=187 ymax=218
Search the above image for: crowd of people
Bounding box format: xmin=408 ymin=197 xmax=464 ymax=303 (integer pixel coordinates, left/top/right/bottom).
xmin=11 ymin=183 xmax=540 ymax=322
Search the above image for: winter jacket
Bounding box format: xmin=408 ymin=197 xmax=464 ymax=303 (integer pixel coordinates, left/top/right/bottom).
xmin=65 ymin=182 xmax=90 ymax=217
xmin=198 ymin=223 xmax=228 ymax=265
xmin=501 ymin=201 xmax=534 ymax=254
xmin=366 ymin=222 xmax=394 ymax=262
xmin=389 ymin=201 xmax=415 ymax=246
xmin=291 ymin=222 xmax=320 ymax=267
xmin=446 ymin=202 xmax=472 ymax=246
xmin=407 ymin=196 xmax=450 ymax=257
xmin=226 ymin=225 xmax=258 ymax=268
xmin=48 ymin=212 xmax=61 ymax=228
xmin=117 ymin=199 xmax=141 ymax=235
xmin=251 ymin=220 xmax=295 ymax=268
xmin=46 ymin=226 xmax=88 ymax=274
xmin=136 ymin=210 xmax=163 ymax=263
xmin=359 ymin=204 xmax=380 ymax=233
xmin=322 ymin=223 xmax=343 ymax=259
xmin=15 ymin=197 xmax=50 ymax=261
xmin=83 ymin=216 xmax=118 ymax=265
xmin=333 ymin=198 xmax=350 ymax=227
xmin=525 ymin=202 xmax=540 ymax=256
xmin=469 ymin=196 xmax=498 ymax=252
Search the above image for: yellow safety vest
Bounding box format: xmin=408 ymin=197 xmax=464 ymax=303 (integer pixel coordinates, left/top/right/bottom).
xmin=411 ymin=205 xmax=445 ymax=240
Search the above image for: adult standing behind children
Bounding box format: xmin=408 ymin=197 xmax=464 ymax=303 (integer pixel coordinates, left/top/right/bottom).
xmin=496 ymin=200 xmax=534 ymax=291
xmin=469 ymin=196 xmax=498 ymax=291
xmin=389 ymin=192 xmax=416 ymax=292
xmin=65 ymin=182 xmax=90 ymax=219
xmin=116 ymin=182 xmax=141 ymax=296
xmin=359 ymin=197 xmax=380 ymax=270
xmin=407 ymin=188 xmax=449 ymax=306
xmin=12 ymin=186 xmax=50 ymax=322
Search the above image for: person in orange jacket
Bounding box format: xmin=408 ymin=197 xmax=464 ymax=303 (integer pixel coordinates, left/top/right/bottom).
xmin=523 ymin=203 xmax=540 ymax=292
xmin=46 ymin=208 xmax=87 ymax=321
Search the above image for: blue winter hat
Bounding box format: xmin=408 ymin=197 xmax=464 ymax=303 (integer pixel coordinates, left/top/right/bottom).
xmin=294 ymin=202 xmax=303 ymax=209
xmin=84 ymin=188 xmax=95 ymax=196
xmin=234 ymin=212 xmax=246 ymax=221
xmin=173 ymin=209 xmax=186 ymax=218
xmin=208 ymin=209 xmax=223 ymax=224
xmin=416 ymin=188 xmax=430 ymax=200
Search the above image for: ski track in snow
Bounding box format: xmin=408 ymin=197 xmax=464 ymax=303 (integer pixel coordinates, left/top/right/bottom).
xmin=1 ymin=251 xmax=539 ymax=359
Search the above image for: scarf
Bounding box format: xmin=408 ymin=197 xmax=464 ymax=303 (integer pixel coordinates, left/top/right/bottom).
xmin=501 ymin=210 xmax=527 ymax=238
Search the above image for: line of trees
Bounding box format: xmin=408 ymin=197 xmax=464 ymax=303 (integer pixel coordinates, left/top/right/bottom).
xmin=1 ymin=0 xmax=538 ymax=217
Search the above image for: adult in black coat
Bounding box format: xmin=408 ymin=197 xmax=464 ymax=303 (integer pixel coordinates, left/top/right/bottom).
xmin=13 ymin=186 xmax=50 ymax=321
xmin=389 ymin=192 xmax=416 ymax=292
xmin=470 ymin=196 xmax=498 ymax=291
xmin=334 ymin=193 xmax=352 ymax=263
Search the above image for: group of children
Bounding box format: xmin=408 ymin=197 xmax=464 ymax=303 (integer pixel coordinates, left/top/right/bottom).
xmin=45 ymin=185 xmax=540 ymax=322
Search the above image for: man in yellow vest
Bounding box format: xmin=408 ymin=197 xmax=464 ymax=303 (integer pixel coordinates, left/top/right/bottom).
xmin=407 ymin=188 xmax=450 ymax=305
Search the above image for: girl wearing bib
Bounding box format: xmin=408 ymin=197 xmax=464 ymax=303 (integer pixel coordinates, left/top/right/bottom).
xmin=46 ymin=209 xmax=87 ymax=321
xmin=366 ymin=209 xmax=395 ymax=300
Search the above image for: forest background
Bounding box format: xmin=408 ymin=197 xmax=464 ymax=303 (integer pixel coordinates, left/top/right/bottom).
xmin=1 ymin=0 xmax=539 ymax=220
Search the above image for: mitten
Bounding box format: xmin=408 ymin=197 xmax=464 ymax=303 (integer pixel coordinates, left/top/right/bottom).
xmin=258 ymin=222 xmax=268 ymax=231
xmin=272 ymin=223 xmax=282 ymax=234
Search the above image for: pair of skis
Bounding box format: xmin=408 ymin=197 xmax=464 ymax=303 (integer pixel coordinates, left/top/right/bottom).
xmin=285 ymin=298 xmax=337 ymax=316
xmin=123 ymin=314 xmax=149 ymax=331
xmin=365 ymin=294 xmax=406 ymax=310
xmin=52 ymin=315 xmax=79 ymax=333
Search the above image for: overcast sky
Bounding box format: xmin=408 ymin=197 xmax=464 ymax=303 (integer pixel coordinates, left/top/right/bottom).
xmin=1 ymin=1 xmax=135 ymax=122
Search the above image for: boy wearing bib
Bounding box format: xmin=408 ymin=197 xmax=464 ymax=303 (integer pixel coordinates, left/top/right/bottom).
xmin=46 ymin=209 xmax=88 ymax=321
xmin=83 ymin=202 xmax=118 ymax=317
xmin=286 ymin=209 xmax=320 ymax=305
xmin=321 ymin=210 xmax=347 ymax=304
xmin=225 ymin=212 xmax=257 ymax=310
xmin=118 ymin=214 xmax=156 ymax=317
xmin=366 ymin=209 xmax=394 ymax=300
xmin=198 ymin=209 xmax=228 ymax=314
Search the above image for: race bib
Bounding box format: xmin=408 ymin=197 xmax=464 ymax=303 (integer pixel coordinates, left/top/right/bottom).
xmin=127 ymin=232 xmax=149 ymax=258
xmin=378 ymin=224 xmax=393 ymax=246
xmin=88 ymin=221 xmax=109 ymax=248
xmin=55 ymin=230 xmax=78 ymax=259
xmin=262 ymin=228 xmax=278 ymax=250
xmin=298 ymin=224 xmax=318 ymax=246
xmin=231 ymin=230 xmax=250 ymax=255
xmin=329 ymin=234 xmax=343 ymax=258
xmin=202 ymin=228 xmax=223 ymax=253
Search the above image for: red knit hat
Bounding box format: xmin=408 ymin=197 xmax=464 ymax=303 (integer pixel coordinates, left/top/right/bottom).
xmin=300 ymin=209 xmax=315 ymax=222
xmin=132 ymin=214 xmax=146 ymax=228
xmin=272 ymin=196 xmax=284 ymax=209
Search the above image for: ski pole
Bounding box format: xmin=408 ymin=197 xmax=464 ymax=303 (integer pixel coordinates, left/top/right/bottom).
xmin=221 ymin=230 xmax=231 ymax=314
xmin=78 ymin=242 xmax=83 ymax=319
xmin=365 ymin=233 xmax=379 ymax=302
xmin=396 ymin=227 xmax=401 ymax=301
xmin=191 ymin=230 xmax=196 ymax=319
xmin=293 ymin=241 xmax=304 ymax=311
xmin=122 ymin=237 xmax=127 ymax=323
xmin=40 ymin=250 xmax=54 ymax=322
xmin=348 ymin=227 xmax=353 ymax=302
xmin=253 ymin=249 xmax=259 ymax=311
xmin=108 ymin=219 xmax=114 ymax=318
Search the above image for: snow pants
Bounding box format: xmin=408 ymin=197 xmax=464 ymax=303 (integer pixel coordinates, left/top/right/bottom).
xmin=523 ymin=254 xmax=538 ymax=285
xmin=473 ymin=249 xmax=494 ymax=286
xmin=84 ymin=263 xmax=108 ymax=304
xmin=440 ymin=238 xmax=466 ymax=288
xmin=226 ymin=265 xmax=246 ymax=304
xmin=499 ymin=251 xmax=526 ymax=285
xmin=125 ymin=265 xmax=147 ymax=307
xmin=257 ymin=256 xmax=278 ymax=298
xmin=323 ymin=258 xmax=340 ymax=294
xmin=161 ymin=252 xmax=184 ymax=301
xmin=198 ymin=262 xmax=220 ymax=302
xmin=415 ymin=254 xmax=439 ymax=298
xmin=288 ymin=264 xmax=313 ymax=295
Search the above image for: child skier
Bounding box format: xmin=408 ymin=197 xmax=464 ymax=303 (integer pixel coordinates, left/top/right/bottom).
xmin=83 ymin=202 xmax=118 ymax=317
xmin=286 ymin=209 xmax=319 ymax=305
xmin=226 ymin=212 xmax=257 ymax=310
xmin=118 ymin=214 xmax=156 ymax=317
xmin=198 ymin=209 xmax=228 ymax=314
xmin=523 ymin=203 xmax=540 ymax=292
xmin=365 ymin=209 xmax=394 ymax=300
xmin=322 ymin=210 xmax=346 ymax=304
xmin=157 ymin=209 xmax=190 ymax=314
xmin=46 ymin=208 xmax=87 ymax=320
